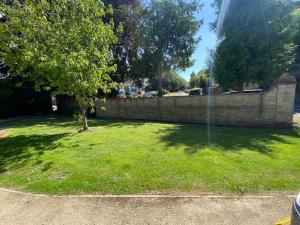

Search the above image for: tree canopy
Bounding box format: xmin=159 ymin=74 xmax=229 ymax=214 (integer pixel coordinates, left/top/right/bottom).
xmin=292 ymin=5 xmax=300 ymax=64
xmin=0 ymin=0 xmax=117 ymax=130
xmin=189 ymin=69 xmax=209 ymax=89
xmin=213 ymin=0 xmax=297 ymax=91
xmin=103 ymin=0 xmax=144 ymax=84
xmin=150 ymin=70 xmax=188 ymax=92
xmin=135 ymin=0 xmax=202 ymax=96
xmin=0 ymin=76 xmax=52 ymax=118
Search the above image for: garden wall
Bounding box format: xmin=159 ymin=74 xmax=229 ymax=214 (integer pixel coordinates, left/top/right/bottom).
xmin=95 ymin=73 xmax=297 ymax=128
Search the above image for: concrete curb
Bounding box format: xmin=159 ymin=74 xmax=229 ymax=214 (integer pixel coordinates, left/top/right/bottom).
xmin=0 ymin=187 xmax=296 ymax=199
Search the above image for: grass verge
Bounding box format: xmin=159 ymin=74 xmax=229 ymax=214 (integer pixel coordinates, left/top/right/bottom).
xmin=0 ymin=115 xmax=299 ymax=195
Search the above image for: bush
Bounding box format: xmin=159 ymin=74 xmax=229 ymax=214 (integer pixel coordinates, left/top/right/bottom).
xmin=0 ymin=77 xmax=52 ymax=118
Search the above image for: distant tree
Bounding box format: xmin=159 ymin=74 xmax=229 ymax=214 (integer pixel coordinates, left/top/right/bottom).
xmin=213 ymin=0 xmax=297 ymax=91
xmin=189 ymin=69 xmax=209 ymax=88
xmin=164 ymin=70 xmax=188 ymax=92
xmin=189 ymin=72 xmax=197 ymax=87
xmin=150 ymin=70 xmax=188 ymax=92
xmin=136 ymin=0 xmax=202 ymax=96
xmin=0 ymin=0 xmax=117 ymax=131
xmin=103 ymin=0 xmax=144 ymax=84
xmin=292 ymin=5 xmax=300 ymax=63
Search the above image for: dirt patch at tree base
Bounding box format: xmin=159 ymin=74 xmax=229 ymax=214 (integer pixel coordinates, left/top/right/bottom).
xmin=0 ymin=129 xmax=9 ymax=138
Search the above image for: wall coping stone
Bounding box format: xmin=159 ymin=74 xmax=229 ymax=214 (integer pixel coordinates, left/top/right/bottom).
xmin=278 ymin=72 xmax=297 ymax=84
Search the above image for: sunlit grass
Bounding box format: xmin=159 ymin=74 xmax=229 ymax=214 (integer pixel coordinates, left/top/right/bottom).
xmin=0 ymin=115 xmax=299 ymax=195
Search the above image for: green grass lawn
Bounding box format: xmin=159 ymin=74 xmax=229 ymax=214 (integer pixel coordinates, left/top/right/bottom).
xmin=0 ymin=115 xmax=300 ymax=195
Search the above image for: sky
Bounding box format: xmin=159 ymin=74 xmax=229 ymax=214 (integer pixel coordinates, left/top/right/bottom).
xmin=179 ymin=0 xmax=217 ymax=80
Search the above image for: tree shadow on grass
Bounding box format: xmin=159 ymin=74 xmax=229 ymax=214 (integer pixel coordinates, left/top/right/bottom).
xmin=0 ymin=133 xmax=70 ymax=173
xmin=88 ymin=119 xmax=146 ymax=128
xmin=0 ymin=115 xmax=146 ymax=130
xmin=159 ymin=124 xmax=300 ymax=155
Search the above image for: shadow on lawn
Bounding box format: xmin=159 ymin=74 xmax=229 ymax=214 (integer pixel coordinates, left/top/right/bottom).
xmin=159 ymin=125 xmax=300 ymax=155
xmin=0 ymin=133 xmax=69 ymax=173
xmin=0 ymin=115 xmax=146 ymax=129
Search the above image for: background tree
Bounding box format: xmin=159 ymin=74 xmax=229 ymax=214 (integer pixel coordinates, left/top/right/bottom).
xmin=292 ymin=4 xmax=300 ymax=64
xmin=213 ymin=0 xmax=297 ymax=91
xmin=0 ymin=76 xmax=52 ymax=118
xmin=0 ymin=0 xmax=117 ymax=131
xmin=103 ymin=0 xmax=144 ymax=86
xmin=150 ymin=70 xmax=188 ymax=92
xmin=137 ymin=0 xmax=202 ymax=96
xmin=189 ymin=69 xmax=209 ymax=88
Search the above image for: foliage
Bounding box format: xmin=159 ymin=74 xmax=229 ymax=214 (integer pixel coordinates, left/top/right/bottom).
xmin=213 ymin=0 xmax=297 ymax=90
xmin=0 ymin=3 xmax=52 ymax=118
xmin=0 ymin=0 xmax=117 ymax=130
xmin=135 ymin=0 xmax=202 ymax=96
xmin=0 ymin=76 xmax=52 ymax=118
xmin=1 ymin=116 xmax=300 ymax=194
xmin=292 ymin=7 xmax=300 ymax=63
xmin=150 ymin=70 xmax=188 ymax=92
xmin=103 ymin=0 xmax=144 ymax=84
xmin=189 ymin=69 xmax=209 ymax=88
xmin=163 ymin=70 xmax=188 ymax=91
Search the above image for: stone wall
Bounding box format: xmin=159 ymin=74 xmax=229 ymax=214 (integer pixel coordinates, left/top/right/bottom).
xmin=95 ymin=73 xmax=296 ymax=128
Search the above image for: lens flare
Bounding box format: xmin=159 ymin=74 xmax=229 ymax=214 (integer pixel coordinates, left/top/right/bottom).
xmin=207 ymin=0 xmax=231 ymax=145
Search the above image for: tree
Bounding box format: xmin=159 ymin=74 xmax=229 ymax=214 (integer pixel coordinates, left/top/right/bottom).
xmin=189 ymin=69 xmax=209 ymax=88
xmin=0 ymin=76 xmax=52 ymax=118
xmin=292 ymin=4 xmax=300 ymax=63
xmin=137 ymin=0 xmax=202 ymax=96
xmin=150 ymin=70 xmax=188 ymax=92
xmin=163 ymin=71 xmax=188 ymax=92
xmin=213 ymin=0 xmax=297 ymax=91
xmin=0 ymin=4 xmax=52 ymax=118
xmin=103 ymin=0 xmax=144 ymax=84
xmin=0 ymin=0 xmax=117 ymax=131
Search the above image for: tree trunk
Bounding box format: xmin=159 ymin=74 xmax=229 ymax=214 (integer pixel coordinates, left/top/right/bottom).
xmin=236 ymin=82 xmax=244 ymax=92
xmin=157 ymin=62 xmax=163 ymax=97
xmin=79 ymin=104 xmax=90 ymax=132
xmin=81 ymin=108 xmax=89 ymax=131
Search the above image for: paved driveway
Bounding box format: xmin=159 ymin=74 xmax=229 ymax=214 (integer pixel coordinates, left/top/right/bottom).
xmin=0 ymin=188 xmax=296 ymax=225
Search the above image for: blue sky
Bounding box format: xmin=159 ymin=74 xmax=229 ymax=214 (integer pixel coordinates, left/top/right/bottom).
xmin=179 ymin=0 xmax=217 ymax=80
